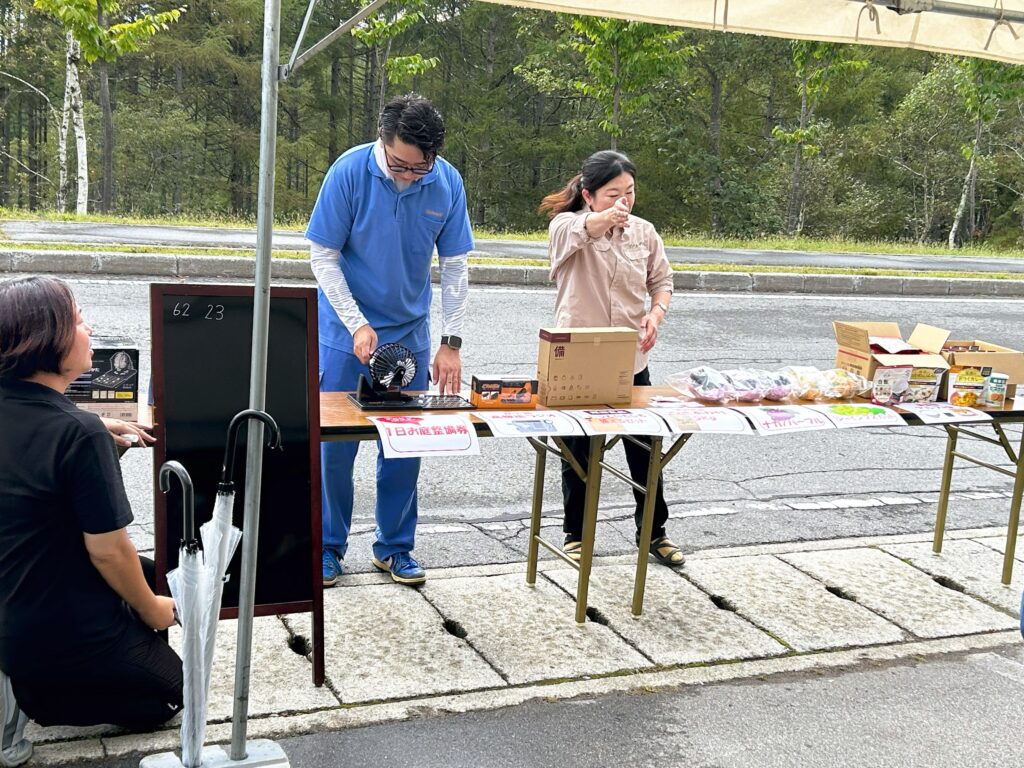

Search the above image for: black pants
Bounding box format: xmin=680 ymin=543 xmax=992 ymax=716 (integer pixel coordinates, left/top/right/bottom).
xmin=561 ymin=368 xmax=670 ymax=542
xmin=12 ymin=557 xmax=183 ymax=731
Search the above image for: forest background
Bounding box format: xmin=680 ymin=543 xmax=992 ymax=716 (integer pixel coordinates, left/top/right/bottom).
xmin=4 ymin=0 xmax=1024 ymax=249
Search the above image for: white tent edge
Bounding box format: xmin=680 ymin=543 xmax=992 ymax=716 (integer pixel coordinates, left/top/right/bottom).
xmin=472 ymin=0 xmax=1024 ymax=66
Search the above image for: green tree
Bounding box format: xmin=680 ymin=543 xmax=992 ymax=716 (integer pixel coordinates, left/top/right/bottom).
xmin=565 ymin=16 xmax=688 ymax=149
xmin=33 ymin=0 xmax=183 ymax=212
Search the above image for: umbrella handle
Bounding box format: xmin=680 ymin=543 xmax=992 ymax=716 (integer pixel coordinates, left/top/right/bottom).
xmin=220 ymin=409 xmax=282 ymax=486
xmin=159 ymin=460 xmax=196 ymax=545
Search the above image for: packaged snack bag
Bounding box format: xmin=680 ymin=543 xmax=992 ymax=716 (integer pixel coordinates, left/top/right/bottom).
xmin=666 ymin=366 xmax=736 ymax=403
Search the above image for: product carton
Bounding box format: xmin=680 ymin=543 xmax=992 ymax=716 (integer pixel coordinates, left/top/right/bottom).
xmin=64 ymin=336 xmax=139 ymax=420
xmin=537 ymin=327 xmax=637 ymax=407
xmin=833 ymin=321 xmax=950 ymax=403
xmin=942 ymin=339 xmax=1024 ymax=400
xmin=470 ymin=376 xmax=539 ymax=409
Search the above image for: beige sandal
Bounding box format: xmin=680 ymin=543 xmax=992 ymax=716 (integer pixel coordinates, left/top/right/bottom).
xmin=562 ymin=540 xmax=582 ymax=562
xmin=646 ymin=535 xmax=684 ymax=566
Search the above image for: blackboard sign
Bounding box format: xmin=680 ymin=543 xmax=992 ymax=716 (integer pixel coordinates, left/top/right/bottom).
xmin=151 ymin=284 xmax=324 ymax=685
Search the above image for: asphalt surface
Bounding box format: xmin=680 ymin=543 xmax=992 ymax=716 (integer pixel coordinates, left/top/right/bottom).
xmin=56 ymin=276 xmax=1024 ymax=565
xmin=80 ymin=642 xmax=1024 ymax=768
xmin=6 ymin=219 xmax=1024 ymax=273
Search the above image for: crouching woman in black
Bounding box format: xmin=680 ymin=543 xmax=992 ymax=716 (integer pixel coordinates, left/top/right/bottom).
xmin=0 ymin=276 xmax=182 ymax=752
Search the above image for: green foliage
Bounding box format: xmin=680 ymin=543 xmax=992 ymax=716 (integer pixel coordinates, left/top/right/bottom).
xmin=33 ymin=0 xmax=184 ymax=63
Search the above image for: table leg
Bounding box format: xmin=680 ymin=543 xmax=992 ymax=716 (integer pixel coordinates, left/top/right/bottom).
xmin=575 ymin=435 xmax=605 ymax=626
xmin=526 ymin=437 xmax=547 ymax=586
xmin=1002 ymin=428 xmax=1024 ymax=585
xmin=631 ymin=436 xmax=663 ymax=619
xmin=933 ymin=426 xmax=959 ymax=554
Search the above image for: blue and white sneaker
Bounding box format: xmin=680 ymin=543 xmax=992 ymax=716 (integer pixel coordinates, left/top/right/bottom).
xmin=371 ymin=552 xmax=426 ymax=585
xmin=322 ymin=549 xmax=344 ymax=588
xmin=1 ymin=669 xmax=31 ymax=768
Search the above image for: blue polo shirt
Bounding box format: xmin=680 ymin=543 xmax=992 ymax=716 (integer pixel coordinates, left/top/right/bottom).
xmin=306 ymin=142 xmax=475 ymax=354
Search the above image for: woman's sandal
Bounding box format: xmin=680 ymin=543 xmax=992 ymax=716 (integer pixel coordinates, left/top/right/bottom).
xmin=562 ymin=540 xmax=582 ymax=562
xmin=646 ymin=535 xmax=684 ymax=567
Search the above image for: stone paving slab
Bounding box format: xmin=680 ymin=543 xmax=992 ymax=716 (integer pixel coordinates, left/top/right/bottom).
xmin=781 ymin=548 xmax=1018 ymax=638
xmin=882 ymin=540 xmax=1024 ymax=616
xmin=972 ymin=532 xmax=1024 ymax=556
xmin=684 ymin=555 xmax=907 ymax=651
xmin=545 ymin=564 xmax=787 ymax=664
xmin=422 ymin=573 xmax=649 ymax=684
xmin=182 ymin=616 xmax=337 ymax=721
xmin=291 ymin=583 xmax=505 ymax=703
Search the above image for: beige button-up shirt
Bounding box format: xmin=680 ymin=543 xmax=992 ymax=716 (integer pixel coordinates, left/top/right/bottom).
xmin=548 ymin=208 xmax=674 ymax=373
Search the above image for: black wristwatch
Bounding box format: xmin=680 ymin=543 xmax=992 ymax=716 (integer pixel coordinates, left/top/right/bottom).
xmin=440 ymin=334 xmax=462 ymax=350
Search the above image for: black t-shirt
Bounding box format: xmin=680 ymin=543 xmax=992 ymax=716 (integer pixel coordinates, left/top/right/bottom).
xmin=0 ymin=379 xmax=135 ymax=674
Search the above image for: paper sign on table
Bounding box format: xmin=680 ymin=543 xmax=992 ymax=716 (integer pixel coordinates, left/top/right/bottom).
xmin=473 ymin=410 xmax=585 ymax=438
xmin=805 ymin=403 xmax=907 ymax=429
xmin=656 ymin=406 xmax=753 ymax=434
xmin=896 ymin=403 xmax=993 ymax=424
xmin=574 ymin=408 xmax=671 ymax=436
xmin=369 ymin=414 xmax=480 ymax=458
xmin=736 ymin=405 xmax=836 ymax=435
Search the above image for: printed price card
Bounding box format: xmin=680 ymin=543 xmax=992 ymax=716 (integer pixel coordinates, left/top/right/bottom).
xmin=736 ymin=405 xmax=836 ymax=436
xmin=369 ymin=414 xmax=480 ymax=458
xmin=474 ymin=410 xmax=585 ymax=438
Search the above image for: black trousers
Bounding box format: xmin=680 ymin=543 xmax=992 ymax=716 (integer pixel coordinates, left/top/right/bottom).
xmin=561 ymin=368 xmax=670 ymax=542
xmin=12 ymin=557 xmax=184 ymax=731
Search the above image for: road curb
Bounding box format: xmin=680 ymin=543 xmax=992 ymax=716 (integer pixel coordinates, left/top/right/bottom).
xmin=4 ymin=248 xmax=1024 ymax=297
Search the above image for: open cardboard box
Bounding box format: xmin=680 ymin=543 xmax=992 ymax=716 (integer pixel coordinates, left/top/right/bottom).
xmin=943 ymin=339 xmax=1024 ymax=400
xmin=834 ymin=321 xmax=950 ymax=404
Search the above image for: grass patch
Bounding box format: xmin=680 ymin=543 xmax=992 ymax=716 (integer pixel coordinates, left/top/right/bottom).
xmin=658 ymin=233 xmax=1024 ymax=260
xmin=0 ymin=241 xmax=304 ymax=260
xmin=0 ymin=207 xmax=309 ymax=232
xmin=674 ymin=262 xmax=1022 ymax=280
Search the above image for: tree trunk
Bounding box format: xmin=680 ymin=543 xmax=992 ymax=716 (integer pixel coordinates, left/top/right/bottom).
xmin=328 ymin=55 xmax=340 ymax=162
xmin=949 ymin=117 xmax=983 ymax=249
xmin=66 ymin=35 xmax=89 ymax=215
xmin=708 ymin=66 xmax=723 ymax=235
xmin=610 ymin=44 xmax=620 ymax=151
xmin=785 ymin=76 xmax=810 ymax=236
xmin=96 ymin=3 xmax=114 ymax=212
xmin=27 ymin=104 xmax=37 ymax=209
xmin=97 ymin=59 xmax=114 ymax=212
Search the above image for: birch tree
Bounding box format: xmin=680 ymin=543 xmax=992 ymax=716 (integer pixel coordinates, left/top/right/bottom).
xmin=34 ymin=0 xmax=183 ymax=213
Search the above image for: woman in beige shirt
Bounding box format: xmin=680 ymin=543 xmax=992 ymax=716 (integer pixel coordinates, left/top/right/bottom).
xmin=539 ymin=150 xmax=682 ymax=567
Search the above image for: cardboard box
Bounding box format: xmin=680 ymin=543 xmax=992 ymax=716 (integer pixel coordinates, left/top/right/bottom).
xmin=470 ymin=376 xmax=538 ymax=409
xmin=537 ymin=327 xmax=637 ymax=406
xmin=943 ymin=339 xmax=1024 ymax=401
xmin=65 ymin=336 xmax=139 ymax=420
xmin=834 ymin=321 xmax=950 ymax=377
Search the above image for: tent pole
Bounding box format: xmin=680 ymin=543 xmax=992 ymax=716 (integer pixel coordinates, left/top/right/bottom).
xmin=230 ymin=0 xmax=280 ymax=759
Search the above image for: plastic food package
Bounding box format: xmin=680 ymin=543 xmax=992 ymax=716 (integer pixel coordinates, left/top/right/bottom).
xmin=721 ymin=369 xmax=767 ymax=402
xmin=818 ymin=368 xmax=871 ymax=399
xmin=665 ymin=366 xmax=736 ymax=403
xmin=778 ymin=366 xmax=826 ymax=401
xmin=755 ymin=370 xmax=794 ymax=401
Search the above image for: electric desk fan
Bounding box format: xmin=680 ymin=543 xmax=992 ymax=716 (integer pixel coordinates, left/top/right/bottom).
xmin=349 ymin=342 xmax=474 ymax=410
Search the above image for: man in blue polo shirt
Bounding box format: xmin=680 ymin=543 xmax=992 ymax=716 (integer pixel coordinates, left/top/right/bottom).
xmin=307 ymin=93 xmax=473 ymax=587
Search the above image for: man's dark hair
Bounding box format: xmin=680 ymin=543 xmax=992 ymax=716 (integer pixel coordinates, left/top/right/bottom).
xmin=0 ymin=276 xmax=77 ymax=380
xmin=379 ymin=93 xmax=446 ymax=159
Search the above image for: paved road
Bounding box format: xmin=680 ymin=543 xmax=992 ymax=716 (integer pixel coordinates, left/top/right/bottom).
xmin=51 ymin=275 xmax=1024 ymax=564
xmin=83 ymin=641 xmax=1024 ymax=768
xmin=7 ymin=219 xmax=1024 ymax=273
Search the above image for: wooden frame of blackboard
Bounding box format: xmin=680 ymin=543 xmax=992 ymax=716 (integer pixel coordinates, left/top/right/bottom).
xmin=151 ymin=283 xmax=324 ymax=686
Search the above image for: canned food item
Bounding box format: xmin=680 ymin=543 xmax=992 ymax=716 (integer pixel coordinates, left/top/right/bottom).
xmin=984 ymin=373 xmax=1009 ymax=408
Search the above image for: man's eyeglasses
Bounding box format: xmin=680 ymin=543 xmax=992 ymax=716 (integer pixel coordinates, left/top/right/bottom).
xmin=382 ymin=143 xmax=434 ymax=176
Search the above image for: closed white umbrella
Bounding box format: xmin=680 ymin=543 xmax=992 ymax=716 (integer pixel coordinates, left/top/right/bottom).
xmin=160 ymin=461 xmax=205 ymax=768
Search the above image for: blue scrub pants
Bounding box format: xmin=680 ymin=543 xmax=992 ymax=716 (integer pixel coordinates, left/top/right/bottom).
xmin=320 ymin=344 xmax=429 ymax=561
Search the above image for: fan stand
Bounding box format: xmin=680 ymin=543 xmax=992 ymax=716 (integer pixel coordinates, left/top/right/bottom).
xmin=353 ymin=372 xmax=413 ymax=406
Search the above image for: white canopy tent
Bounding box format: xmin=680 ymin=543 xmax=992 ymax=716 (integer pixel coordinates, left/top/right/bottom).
xmin=218 ymin=1 xmax=1024 ymax=764
xmin=473 ymin=1 xmax=1024 ymax=65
